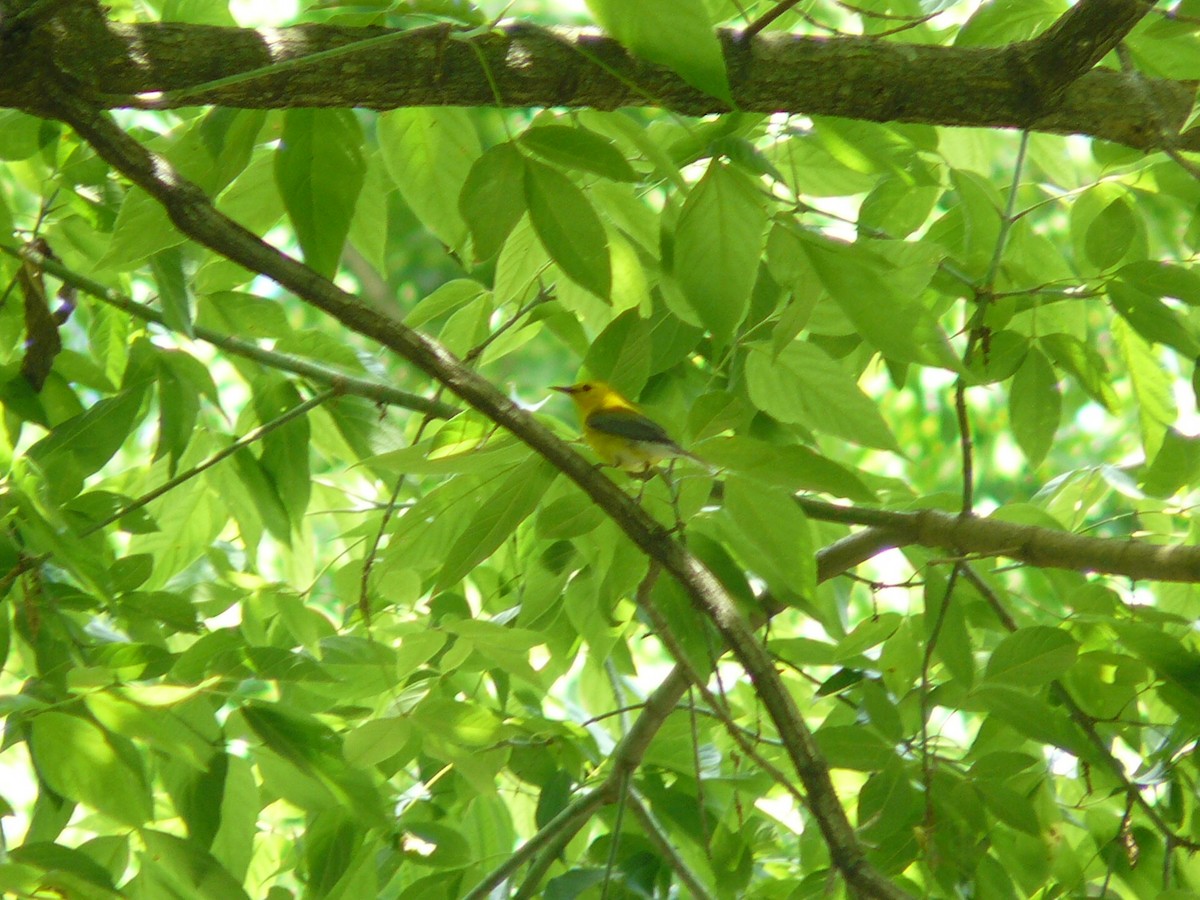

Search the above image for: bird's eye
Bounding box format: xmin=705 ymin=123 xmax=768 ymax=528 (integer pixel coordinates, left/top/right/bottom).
xmin=580 ymin=384 xmax=592 ymax=392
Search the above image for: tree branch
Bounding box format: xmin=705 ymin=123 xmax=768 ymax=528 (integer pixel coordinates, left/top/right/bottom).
xmin=467 ymin=525 xmax=908 ymax=897
xmin=42 ymin=72 xmax=906 ymax=900
xmin=0 ymin=243 xmax=458 ymax=419
xmin=1019 ymin=0 xmax=1153 ymax=110
xmin=1 ymin=4 xmax=1191 ymax=152
xmin=797 ymin=498 xmax=1200 ymax=584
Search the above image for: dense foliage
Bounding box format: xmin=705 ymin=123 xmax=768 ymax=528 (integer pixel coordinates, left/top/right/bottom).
xmin=1 ymin=0 xmax=1199 ymax=897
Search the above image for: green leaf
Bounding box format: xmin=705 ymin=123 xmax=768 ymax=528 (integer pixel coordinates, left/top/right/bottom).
xmin=305 ymin=809 xmax=365 ymax=898
xmin=28 ymin=387 xmax=147 ymax=497
xmin=1113 ymin=316 xmax=1175 ymax=459
xmin=255 ymin=380 xmax=312 ymax=525
xmin=379 ymin=108 xmax=479 ymax=252
xmin=984 ymin=626 xmax=1078 ymax=686
xmin=1142 ymin=428 xmax=1200 ymax=497
xmin=99 ymin=189 xmax=184 ymax=270
xmin=674 ymin=161 xmax=766 ymax=342
xmin=459 ymin=143 xmax=528 ymax=261
xmin=149 ymin=247 xmax=193 ymax=338
xmin=139 ymin=829 xmax=251 ymax=900
xmin=858 ymin=761 xmax=921 ymax=844
xmin=275 ymin=109 xmax=365 ymax=277
xmin=977 ymin=781 xmax=1042 ymax=835
xmin=933 ymin=591 xmax=975 ymax=687
xmin=720 ymin=475 xmax=816 ymax=603
xmin=155 ymin=355 xmax=201 ymax=469
xmin=109 ymin=553 xmax=153 ymax=592
xmin=85 ymin=691 xmax=213 ymax=770
xmin=1008 ymin=348 xmax=1060 ymax=467
xmin=836 ymin=614 xmax=903 ymax=658
xmin=582 ymin=309 xmax=652 ymax=394
xmin=814 ymin=725 xmax=894 ymax=771
xmin=1040 ymin=333 xmax=1117 ymax=411
xmin=344 ymin=718 xmax=413 ymax=768
xmin=1085 ymin=197 xmax=1135 ymax=270
xmin=435 ymin=457 xmax=559 ymax=590
xmin=197 ymin=291 xmax=293 ymax=339
xmin=29 ymin=712 xmax=151 ymax=826
xmin=232 ymin=448 xmax=293 ymax=543
xmin=347 ymin=151 xmax=390 ymax=271
xmin=242 ymin=703 xmax=386 ymax=826
xmin=698 ymin=435 xmax=875 ymax=501
xmin=8 ymin=841 xmax=120 ymax=897
xmin=520 ymin=125 xmax=637 ymax=182
xmin=524 ymin=159 xmax=611 ymax=299
xmin=405 ymin=279 xmax=489 ymax=329
xmin=492 ymin=215 xmax=547 ymax=304
xmin=745 ymin=343 xmax=901 ymax=452
xmin=0 ymin=110 xmax=51 ymax=160
xmin=1117 ymin=260 xmax=1200 ymax=307
xmin=1108 ymin=280 xmax=1200 ymax=357
xmin=215 ymin=150 xmax=284 ymax=240
xmin=584 ymin=0 xmax=731 ymax=102
xmin=791 ymin=229 xmax=958 ymax=369
xmin=972 ymin=685 xmax=1091 ymax=759
xmin=1112 ymin=622 xmax=1200 ymax=719
xmin=536 ymin=493 xmax=606 ymax=541
xmin=956 ymin=0 xmax=1061 ymax=46
xmin=859 ymin=176 xmax=941 ymax=238
xmin=766 ymin=135 xmax=876 ymax=197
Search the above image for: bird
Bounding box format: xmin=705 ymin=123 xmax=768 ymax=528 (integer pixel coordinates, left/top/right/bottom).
xmin=551 ymin=380 xmax=700 ymax=474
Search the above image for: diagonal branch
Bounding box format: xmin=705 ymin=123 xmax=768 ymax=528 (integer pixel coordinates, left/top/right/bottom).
xmin=467 ymin=526 xmax=899 ymax=898
xmin=1019 ymin=0 xmax=1153 ymax=111
xmin=43 ymin=79 xmax=907 ymax=900
xmin=0 ymin=244 xmax=457 ymax=419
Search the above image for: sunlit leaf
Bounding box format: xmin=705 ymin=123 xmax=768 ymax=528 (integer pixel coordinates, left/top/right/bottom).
xmin=585 ymin=0 xmax=731 ymax=102
xmin=524 ymin=159 xmax=611 ymax=299
xmin=674 ymin=161 xmax=766 ymax=343
xmin=379 ymin=108 xmax=479 ymax=252
xmin=275 ymin=109 xmax=365 ymax=277
xmin=745 ymin=343 xmax=901 ymax=451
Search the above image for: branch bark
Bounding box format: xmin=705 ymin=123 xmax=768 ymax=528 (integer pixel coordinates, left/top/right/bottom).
xmin=797 ymin=498 xmax=1200 ymax=583
xmin=2 ymin=1 xmax=1190 ymax=151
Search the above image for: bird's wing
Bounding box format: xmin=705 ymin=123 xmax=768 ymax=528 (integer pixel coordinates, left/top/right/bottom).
xmin=586 ymin=409 xmax=676 ymax=445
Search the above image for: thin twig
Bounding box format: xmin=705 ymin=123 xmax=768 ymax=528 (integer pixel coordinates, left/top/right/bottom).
xmin=81 ymin=389 xmax=339 ymax=537
xmin=634 ymin=566 xmax=810 ymax=813
xmin=917 ymin=563 xmax=961 ymax=854
xmin=0 ymin=243 xmax=456 ymax=419
xmin=627 ymin=789 xmax=716 ymax=899
xmin=959 ymin=565 xmax=1200 ymax=853
xmin=744 ymin=0 xmax=802 ymax=38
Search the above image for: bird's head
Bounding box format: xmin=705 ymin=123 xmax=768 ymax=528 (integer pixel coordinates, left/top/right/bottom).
xmin=551 ymin=381 xmax=622 ymax=414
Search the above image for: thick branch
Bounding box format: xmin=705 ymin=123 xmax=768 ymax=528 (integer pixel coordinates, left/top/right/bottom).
xmin=1 ymin=6 xmax=1191 ymax=152
xmin=1020 ymin=0 xmax=1151 ymax=108
xmin=798 ymin=499 xmax=1200 ymax=583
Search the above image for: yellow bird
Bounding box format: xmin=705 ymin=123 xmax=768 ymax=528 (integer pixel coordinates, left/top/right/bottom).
xmin=552 ymin=380 xmax=698 ymax=473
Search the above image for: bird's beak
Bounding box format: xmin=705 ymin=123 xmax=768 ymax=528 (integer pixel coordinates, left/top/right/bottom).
xmin=550 ymin=385 xmax=573 ymax=394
